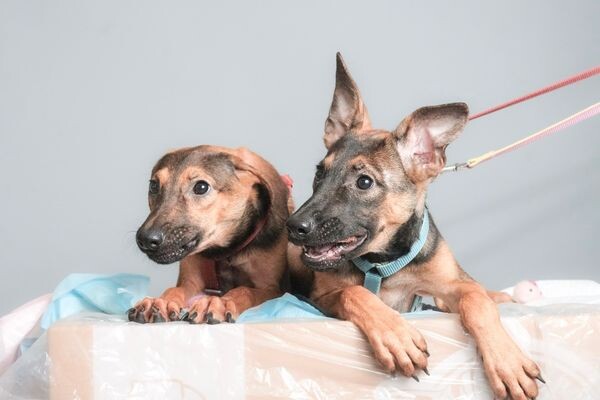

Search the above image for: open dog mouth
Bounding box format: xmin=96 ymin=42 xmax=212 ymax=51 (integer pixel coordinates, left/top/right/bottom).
xmin=302 ymin=234 xmax=367 ymax=263
xmin=150 ymin=236 xmax=200 ymax=265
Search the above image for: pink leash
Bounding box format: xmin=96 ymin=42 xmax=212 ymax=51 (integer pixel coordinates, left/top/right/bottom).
xmin=443 ymin=66 xmax=600 ymax=172
xmin=468 ymin=66 xmax=600 ymax=121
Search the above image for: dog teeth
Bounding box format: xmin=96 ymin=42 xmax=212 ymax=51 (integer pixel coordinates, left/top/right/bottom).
xmin=303 ymin=235 xmax=367 ymax=262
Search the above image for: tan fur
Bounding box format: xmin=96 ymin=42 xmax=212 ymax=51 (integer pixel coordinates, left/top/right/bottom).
xmin=322 ymin=153 xmax=336 ymax=169
xmin=153 ymin=168 xmax=170 ymax=185
xmin=131 ymin=145 xmax=291 ymax=324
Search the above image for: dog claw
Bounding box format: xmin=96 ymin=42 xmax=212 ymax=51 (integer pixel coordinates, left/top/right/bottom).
xmin=153 ymin=312 xmax=165 ymax=323
xmin=424 ymin=349 xmax=430 ymax=357
xmin=169 ymin=312 xmax=177 ymax=321
xmin=225 ymin=312 xmax=235 ymax=323
xmin=423 ymin=367 xmax=430 ymax=376
xmin=180 ymin=311 xmax=189 ymax=321
xmin=187 ymin=312 xmax=198 ymax=323
xmin=411 ymin=375 xmax=420 ymax=382
xmin=206 ymin=312 xmax=221 ymax=324
xmin=134 ymin=312 xmax=146 ymax=324
xmin=536 ymin=374 xmax=546 ymax=384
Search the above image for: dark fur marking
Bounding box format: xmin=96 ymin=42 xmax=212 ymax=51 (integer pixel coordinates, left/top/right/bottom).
xmin=153 ymin=148 xmax=237 ymax=192
xmin=179 ymin=152 xmax=237 ymax=192
xmin=216 ymin=264 xmax=255 ymax=294
xmin=415 ymin=213 xmax=441 ymax=265
xmin=326 ymin=132 xmax=385 ymax=160
xmin=363 ymin=211 xmax=420 ymax=264
xmin=152 ymin=150 xmax=189 ymax=175
xmin=249 ymin=182 xmax=285 ymax=249
xmin=194 ymin=153 xmax=237 ymax=191
xmin=288 ymin=269 xmax=315 ymax=297
xmin=363 ymin=209 xmax=440 ymax=265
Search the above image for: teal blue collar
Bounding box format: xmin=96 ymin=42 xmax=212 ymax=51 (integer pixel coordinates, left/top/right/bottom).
xmin=352 ymin=210 xmax=430 ymax=296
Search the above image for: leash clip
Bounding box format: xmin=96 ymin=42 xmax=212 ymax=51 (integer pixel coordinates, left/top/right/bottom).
xmin=442 ymin=162 xmax=469 ymax=173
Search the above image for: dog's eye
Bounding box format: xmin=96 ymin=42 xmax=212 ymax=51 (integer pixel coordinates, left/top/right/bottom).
xmin=148 ymin=180 xmax=159 ymax=195
xmin=356 ymin=175 xmax=373 ymax=190
xmin=193 ymin=180 xmax=211 ymax=195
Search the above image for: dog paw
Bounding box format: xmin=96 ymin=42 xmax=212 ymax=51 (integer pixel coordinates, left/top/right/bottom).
xmin=362 ymin=309 xmax=429 ymax=380
xmin=480 ymin=337 xmax=543 ymax=400
xmin=185 ymin=295 xmax=238 ymax=324
xmin=487 ymin=290 xmax=514 ymax=304
xmin=127 ymin=297 xmax=184 ymax=323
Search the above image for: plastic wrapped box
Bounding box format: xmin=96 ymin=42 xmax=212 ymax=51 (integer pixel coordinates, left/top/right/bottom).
xmin=49 ymin=304 xmax=600 ymax=399
xmin=1 ymin=303 xmax=599 ymax=399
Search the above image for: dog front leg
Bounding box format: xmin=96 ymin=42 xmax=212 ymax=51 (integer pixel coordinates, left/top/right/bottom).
xmin=434 ymin=289 xmax=513 ymax=311
xmin=128 ymin=255 xmax=205 ymax=323
xmin=186 ymin=286 xmax=281 ymax=324
xmin=316 ymin=285 xmax=429 ymax=379
xmin=445 ymin=282 xmax=542 ymax=400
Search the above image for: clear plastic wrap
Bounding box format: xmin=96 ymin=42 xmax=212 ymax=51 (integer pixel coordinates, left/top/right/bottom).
xmin=1 ymin=303 xmax=599 ymax=399
xmin=0 ymin=294 xmax=52 ymax=375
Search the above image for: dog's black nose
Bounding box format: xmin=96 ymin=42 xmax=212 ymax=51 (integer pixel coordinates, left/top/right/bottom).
xmin=287 ymin=217 xmax=314 ymax=238
xmin=136 ymin=228 xmax=164 ymax=252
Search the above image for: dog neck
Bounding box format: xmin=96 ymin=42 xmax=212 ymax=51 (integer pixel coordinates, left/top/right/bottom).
xmin=352 ymin=210 xmax=430 ymax=295
xmin=362 ymin=209 xmax=428 ymax=264
xmin=230 ymin=214 xmax=269 ymax=255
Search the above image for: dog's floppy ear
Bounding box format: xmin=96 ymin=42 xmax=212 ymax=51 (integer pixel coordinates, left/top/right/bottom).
xmin=227 ymin=148 xmax=290 ymax=224
xmin=394 ymin=103 xmax=469 ymax=183
xmin=323 ymin=52 xmax=372 ymax=150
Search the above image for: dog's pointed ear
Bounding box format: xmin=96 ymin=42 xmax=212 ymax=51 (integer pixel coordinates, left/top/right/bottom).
xmin=323 ymin=52 xmax=372 ymax=150
xmin=394 ymin=103 xmax=469 ymax=183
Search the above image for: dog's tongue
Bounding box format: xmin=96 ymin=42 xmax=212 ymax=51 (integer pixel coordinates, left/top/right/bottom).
xmin=306 ymin=243 xmax=337 ymax=257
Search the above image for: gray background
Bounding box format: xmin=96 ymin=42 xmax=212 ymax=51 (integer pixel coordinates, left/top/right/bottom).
xmin=1 ymin=1 xmax=598 ymax=315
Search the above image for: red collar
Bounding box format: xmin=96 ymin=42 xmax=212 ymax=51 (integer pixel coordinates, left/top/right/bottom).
xmin=231 ymin=214 xmax=268 ymax=254
xmin=199 ymin=217 xmax=267 ymax=295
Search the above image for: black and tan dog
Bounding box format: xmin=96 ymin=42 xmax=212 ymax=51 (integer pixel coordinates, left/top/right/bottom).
xmin=287 ymin=54 xmax=542 ymax=400
xmin=128 ymin=145 xmax=292 ymax=324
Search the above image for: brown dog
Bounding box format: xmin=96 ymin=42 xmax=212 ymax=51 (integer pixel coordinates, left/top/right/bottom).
xmin=287 ymin=54 xmax=541 ymax=400
xmin=128 ymin=145 xmax=292 ymax=324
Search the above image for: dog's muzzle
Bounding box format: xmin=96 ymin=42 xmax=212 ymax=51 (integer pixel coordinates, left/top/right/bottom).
xmin=136 ymin=225 xmax=200 ymax=265
xmin=287 ymin=215 xmax=368 ymax=268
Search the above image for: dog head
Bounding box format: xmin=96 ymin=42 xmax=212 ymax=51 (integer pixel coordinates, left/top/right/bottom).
xmin=287 ymin=53 xmax=468 ymax=270
xmin=137 ymin=145 xmax=287 ymax=264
